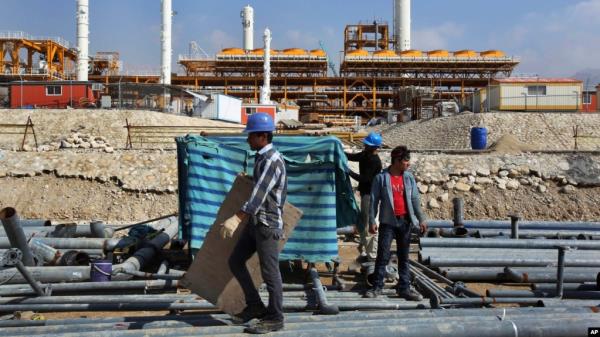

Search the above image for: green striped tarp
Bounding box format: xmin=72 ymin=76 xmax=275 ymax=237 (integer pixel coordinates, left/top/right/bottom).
xmin=176 ymin=135 xmax=359 ymax=262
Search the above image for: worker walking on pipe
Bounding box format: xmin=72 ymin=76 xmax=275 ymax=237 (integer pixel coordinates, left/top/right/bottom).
xmin=219 ymin=112 xmax=288 ymax=334
xmin=365 ymin=145 xmax=427 ymax=300
xmin=345 ymin=132 xmax=383 ymax=261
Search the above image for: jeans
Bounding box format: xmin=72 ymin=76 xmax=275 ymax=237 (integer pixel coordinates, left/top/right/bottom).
xmin=228 ymin=224 xmax=284 ymax=321
xmin=372 ymin=218 xmax=411 ymax=291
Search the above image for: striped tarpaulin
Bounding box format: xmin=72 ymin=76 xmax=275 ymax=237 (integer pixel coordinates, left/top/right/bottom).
xmin=176 ymin=135 xmax=359 ymax=262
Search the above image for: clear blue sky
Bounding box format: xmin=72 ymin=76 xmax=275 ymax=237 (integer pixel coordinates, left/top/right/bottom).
xmin=2 ymin=0 xmax=599 ymax=77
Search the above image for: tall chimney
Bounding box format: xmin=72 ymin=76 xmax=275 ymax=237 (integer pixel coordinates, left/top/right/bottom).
xmin=76 ymin=0 xmax=89 ymax=81
xmin=161 ymin=0 xmax=172 ymax=85
xmin=260 ymin=28 xmax=271 ymax=104
xmin=241 ymin=5 xmax=254 ymax=50
xmin=394 ymin=0 xmax=411 ymax=51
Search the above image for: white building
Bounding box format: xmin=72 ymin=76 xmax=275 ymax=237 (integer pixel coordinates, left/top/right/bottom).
xmin=192 ymin=93 xmax=243 ymax=123
xmin=473 ymin=78 xmax=583 ymax=112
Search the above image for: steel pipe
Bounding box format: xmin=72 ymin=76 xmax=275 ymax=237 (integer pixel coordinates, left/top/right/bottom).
xmin=557 ymin=246 xmax=567 ymax=298
xmin=16 ymin=315 xmax=599 ymax=337
xmin=487 ymin=289 xmax=600 ymax=299
xmin=420 ymin=237 xmax=600 ymax=250
xmin=432 ymin=296 xmax=545 ymax=307
xmin=452 ymin=197 xmax=464 ymax=227
xmin=427 ymin=219 xmax=600 ymax=231
xmin=0 ymin=237 xmax=120 ymax=251
xmin=3 ymin=313 xmax=600 ymax=337
xmin=474 ymin=229 xmax=600 ymax=239
xmin=442 ymin=267 xmax=598 ymax=283
xmin=0 ymin=307 xmax=596 ymax=329
xmin=427 ymin=256 xmax=600 ymax=267
xmin=0 ymin=280 xmax=178 ymax=297
xmin=0 ymin=207 xmax=35 ymax=266
xmin=510 ymin=214 xmax=520 ymax=239
xmin=0 ymin=299 xmax=430 ymax=313
xmin=309 ymin=268 xmax=339 ymax=315
xmin=29 ymin=239 xmax=61 ymax=264
xmin=533 ymin=283 xmax=599 ymax=292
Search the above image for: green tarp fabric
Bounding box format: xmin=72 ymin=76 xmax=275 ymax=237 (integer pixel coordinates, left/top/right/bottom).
xmin=176 ymin=135 xmax=359 ymax=262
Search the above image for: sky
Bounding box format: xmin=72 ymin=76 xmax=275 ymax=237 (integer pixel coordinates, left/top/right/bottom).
xmin=2 ymin=0 xmax=600 ymax=79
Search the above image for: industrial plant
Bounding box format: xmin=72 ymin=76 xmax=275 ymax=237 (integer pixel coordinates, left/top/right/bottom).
xmin=0 ymin=1 xmax=600 ymax=336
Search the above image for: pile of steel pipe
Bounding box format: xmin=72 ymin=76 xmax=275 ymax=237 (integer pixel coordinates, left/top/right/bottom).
xmin=0 ymin=307 xmax=597 ymax=337
xmin=0 ymin=214 xmax=179 ymax=285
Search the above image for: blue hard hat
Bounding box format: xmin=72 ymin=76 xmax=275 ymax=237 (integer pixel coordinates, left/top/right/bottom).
xmin=363 ymin=132 xmax=382 ymax=147
xmin=244 ymin=112 xmax=275 ymax=133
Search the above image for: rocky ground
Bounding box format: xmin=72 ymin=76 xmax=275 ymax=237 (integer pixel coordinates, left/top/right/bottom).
xmin=373 ymin=111 xmax=600 ymax=151
xmin=0 ymin=109 xmax=599 ymax=223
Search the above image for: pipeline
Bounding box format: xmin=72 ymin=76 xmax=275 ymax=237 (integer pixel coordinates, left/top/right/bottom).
xmin=0 ymin=306 xmax=595 ymax=329
xmin=427 ymin=256 xmax=600 ymax=268
xmin=503 ymin=267 xmax=600 ymax=283
xmin=1 ymin=314 xmax=597 ymax=337
xmin=432 ymin=296 xmax=545 ymax=308
xmin=474 ymin=229 xmax=600 ymax=239
xmin=420 ymin=237 xmax=600 ymax=250
xmin=441 ymin=267 xmax=598 ymax=283
xmin=308 ymin=267 xmax=339 ymax=315
xmin=0 ymin=237 xmax=121 ymax=251
xmin=487 ymin=288 xmax=600 ymax=299
xmin=533 ymin=283 xmax=599 ymax=292
xmin=0 ymin=299 xmax=430 ymax=313
xmin=427 ymin=219 xmax=600 ymax=231
xmin=4 ymin=314 xmax=599 ymax=337
xmin=0 ymin=279 xmax=178 ymax=297
xmin=0 ymin=207 xmax=35 ymax=266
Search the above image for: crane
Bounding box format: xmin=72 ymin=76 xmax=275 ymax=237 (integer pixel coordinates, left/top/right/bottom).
xmin=319 ymin=40 xmax=338 ymax=77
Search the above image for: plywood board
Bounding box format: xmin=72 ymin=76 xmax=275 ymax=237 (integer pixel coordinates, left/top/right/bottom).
xmin=180 ymin=174 xmax=302 ymax=315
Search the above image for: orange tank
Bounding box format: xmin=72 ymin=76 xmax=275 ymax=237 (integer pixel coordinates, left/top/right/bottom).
xmin=220 ymin=48 xmax=245 ymax=55
xmin=400 ymin=50 xmax=423 ymax=57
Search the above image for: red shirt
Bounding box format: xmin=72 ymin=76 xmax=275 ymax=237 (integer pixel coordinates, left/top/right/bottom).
xmin=391 ymin=174 xmax=407 ymax=216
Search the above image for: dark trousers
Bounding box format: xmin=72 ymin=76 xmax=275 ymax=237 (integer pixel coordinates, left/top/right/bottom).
xmin=228 ymin=224 xmax=284 ymax=321
xmin=373 ymin=218 xmax=411 ymax=290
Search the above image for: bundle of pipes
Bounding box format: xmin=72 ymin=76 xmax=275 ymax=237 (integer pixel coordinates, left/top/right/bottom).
xmin=0 ymin=209 xmax=180 ymax=290
xmin=0 ymin=307 xmax=598 ymax=337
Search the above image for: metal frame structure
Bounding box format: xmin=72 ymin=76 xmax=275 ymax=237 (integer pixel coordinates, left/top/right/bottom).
xmin=0 ymin=31 xmax=77 ymax=80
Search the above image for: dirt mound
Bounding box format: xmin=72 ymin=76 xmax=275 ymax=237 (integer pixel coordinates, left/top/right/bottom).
xmin=489 ymin=134 xmax=535 ymax=154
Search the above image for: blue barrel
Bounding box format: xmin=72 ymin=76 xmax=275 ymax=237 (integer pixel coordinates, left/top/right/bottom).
xmin=470 ymin=127 xmax=488 ymax=150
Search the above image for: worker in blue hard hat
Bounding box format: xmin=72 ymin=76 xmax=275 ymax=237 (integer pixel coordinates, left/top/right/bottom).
xmin=219 ymin=112 xmax=288 ymax=334
xmin=345 ymin=131 xmax=383 ymax=262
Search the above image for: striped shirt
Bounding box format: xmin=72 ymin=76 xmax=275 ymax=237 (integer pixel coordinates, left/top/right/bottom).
xmin=241 ymin=143 xmax=287 ymax=229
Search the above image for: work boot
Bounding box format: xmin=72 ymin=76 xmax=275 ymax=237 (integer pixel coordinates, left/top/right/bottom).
xmin=363 ymin=288 xmax=382 ymax=298
xmin=244 ymin=318 xmax=284 ymax=334
xmin=396 ymin=287 xmax=423 ymax=301
xmin=230 ymin=303 xmax=267 ymax=324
